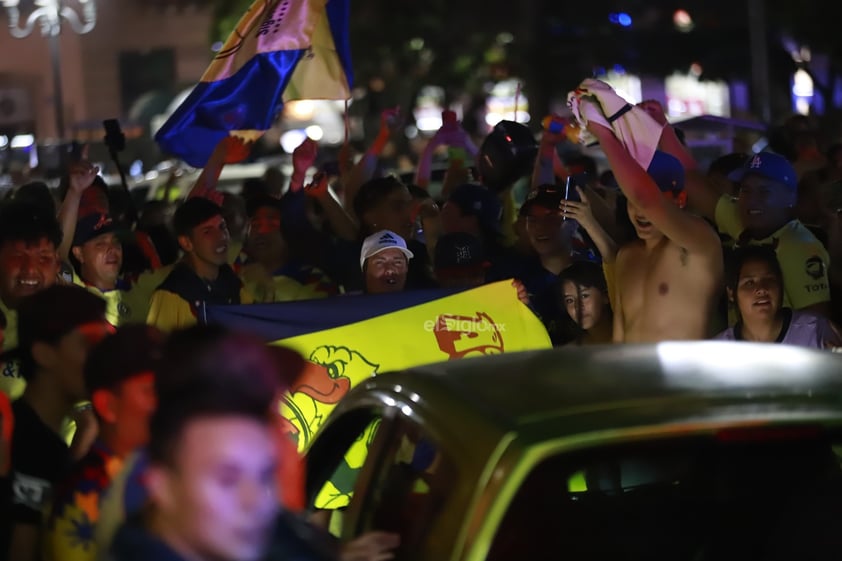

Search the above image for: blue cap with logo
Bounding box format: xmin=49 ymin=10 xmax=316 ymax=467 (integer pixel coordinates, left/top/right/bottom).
xmin=727 ymin=152 xmax=797 ymax=190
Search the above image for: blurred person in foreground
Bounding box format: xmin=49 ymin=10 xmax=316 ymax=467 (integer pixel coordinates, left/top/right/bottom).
xmin=42 ymin=324 xmax=164 ymax=561
xmin=106 ymin=328 xmax=281 ymax=561
xmin=1 ymin=285 xmax=111 ymax=561
xmin=105 ymin=325 xmax=399 ymax=561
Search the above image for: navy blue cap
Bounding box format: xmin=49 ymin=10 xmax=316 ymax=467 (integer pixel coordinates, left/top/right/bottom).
xmin=448 ymin=184 xmax=503 ymax=235
xmin=434 ymin=232 xmax=488 ymax=270
xmin=73 ymin=213 xmax=119 ymax=246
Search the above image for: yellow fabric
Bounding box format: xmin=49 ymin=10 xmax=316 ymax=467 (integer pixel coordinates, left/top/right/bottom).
xmin=500 ymin=190 xmax=518 ymax=247
xmin=715 ymin=196 xmax=831 ymax=316
xmin=0 ymin=298 xmax=22 ymax=399
xmin=228 ymin=239 xmax=244 ymax=267
xmin=94 ymin=451 xmax=141 ymax=554
xmin=70 ymin=272 xmax=123 ymax=328
xmin=147 ymin=285 xmax=253 ymax=332
xmin=146 ymin=290 xmax=199 ymax=332
xmin=271 ymin=280 xmax=552 ymax=508
xmin=713 ymin=195 xmax=742 ymax=240
xmin=239 ymin=263 xmax=333 ymax=304
xmin=71 ymin=266 xmax=174 ymax=327
xmin=121 ymin=266 xmax=175 ymax=325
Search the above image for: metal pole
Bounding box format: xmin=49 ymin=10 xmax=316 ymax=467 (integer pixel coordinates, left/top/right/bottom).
xmin=748 ymin=0 xmax=772 ymax=124
xmin=49 ymin=31 xmax=65 ymax=140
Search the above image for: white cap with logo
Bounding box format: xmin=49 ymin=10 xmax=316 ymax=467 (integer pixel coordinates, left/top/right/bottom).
xmin=360 ymin=230 xmax=415 ymax=269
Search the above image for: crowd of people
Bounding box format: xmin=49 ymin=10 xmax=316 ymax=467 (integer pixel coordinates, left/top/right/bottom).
xmin=0 ymin=77 xmax=841 ymax=560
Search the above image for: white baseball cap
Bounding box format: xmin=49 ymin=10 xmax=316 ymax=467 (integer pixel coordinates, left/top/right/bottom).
xmin=360 ymin=230 xmax=414 ymax=269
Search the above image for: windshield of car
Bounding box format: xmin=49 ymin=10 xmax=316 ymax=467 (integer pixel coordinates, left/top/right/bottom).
xmin=487 ymin=426 xmax=842 ymax=561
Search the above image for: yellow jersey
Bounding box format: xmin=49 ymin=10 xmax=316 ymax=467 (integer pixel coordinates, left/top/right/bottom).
xmin=0 ymin=298 xmax=21 ymax=399
xmin=715 ymin=196 xmax=830 ymax=311
xmin=239 ymin=262 xmax=338 ymax=304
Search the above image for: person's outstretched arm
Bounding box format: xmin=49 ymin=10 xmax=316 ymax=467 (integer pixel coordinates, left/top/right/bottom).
xmin=187 ymin=136 xmax=252 ymax=205
xmin=587 ymin=118 xmax=720 ymax=257
xmin=561 ymin=186 xmax=618 ymax=263
xmin=345 ymin=108 xmax=401 ymax=211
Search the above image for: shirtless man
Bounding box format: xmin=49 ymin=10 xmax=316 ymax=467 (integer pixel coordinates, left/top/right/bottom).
xmin=585 ymin=119 xmax=724 ymax=342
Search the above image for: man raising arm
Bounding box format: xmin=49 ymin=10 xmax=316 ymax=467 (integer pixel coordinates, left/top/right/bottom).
xmin=586 ymin=119 xmax=723 ymax=342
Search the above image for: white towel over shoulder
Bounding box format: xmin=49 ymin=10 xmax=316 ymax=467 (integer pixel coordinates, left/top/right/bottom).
xmin=568 ymin=78 xmax=665 ymax=170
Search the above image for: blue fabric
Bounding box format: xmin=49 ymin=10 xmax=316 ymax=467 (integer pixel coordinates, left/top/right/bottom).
xmin=325 ymin=0 xmax=355 ymax=89
xmin=155 ymin=49 xmax=304 ymax=167
xmin=203 ymin=287 xmax=466 ymax=342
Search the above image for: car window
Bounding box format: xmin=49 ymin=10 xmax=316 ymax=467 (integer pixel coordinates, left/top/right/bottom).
xmin=358 ymin=416 xmax=457 ymax=560
xmin=306 ymin=408 xmax=384 ymax=536
xmin=487 ymin=427 xmax=842 ymax=561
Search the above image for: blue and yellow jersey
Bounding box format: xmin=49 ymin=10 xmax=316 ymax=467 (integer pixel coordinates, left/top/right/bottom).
xmin=42 ymin=442 xmax=124 ymax=561
xmin=240 ymin=261 xmax=339 ymax=304
xmin=147 ymin=263 xmax=253 ymax=332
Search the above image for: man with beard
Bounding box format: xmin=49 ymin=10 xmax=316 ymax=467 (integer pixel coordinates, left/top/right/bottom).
xmin=147 ymin=198 xmax=252 ymax=331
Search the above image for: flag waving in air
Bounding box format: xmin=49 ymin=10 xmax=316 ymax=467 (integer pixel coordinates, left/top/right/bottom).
xmin=155 ymin=0 xmax=353 ymax=167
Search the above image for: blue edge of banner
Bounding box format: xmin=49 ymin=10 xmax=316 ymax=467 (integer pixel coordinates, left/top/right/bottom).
xmin=202 ymin=287 xmax=467 ymax=343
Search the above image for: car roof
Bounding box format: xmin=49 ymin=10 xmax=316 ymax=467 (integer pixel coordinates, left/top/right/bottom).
xmin=358 ymin=343 xmax=842 ymax=439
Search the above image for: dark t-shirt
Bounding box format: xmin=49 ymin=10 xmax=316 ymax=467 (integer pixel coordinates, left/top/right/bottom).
xmin=1 ymin=399 xmax=71 ymax=553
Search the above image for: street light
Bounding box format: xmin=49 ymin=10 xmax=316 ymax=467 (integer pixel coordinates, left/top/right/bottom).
xmin=2 ymin=0 xmax=97 ymax=140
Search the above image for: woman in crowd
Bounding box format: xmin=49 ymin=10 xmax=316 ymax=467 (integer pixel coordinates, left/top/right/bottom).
xmin=557 ymin=260 xmax=614 ymax=345
xmin=716 ymin=246 xmax=841 ymax=348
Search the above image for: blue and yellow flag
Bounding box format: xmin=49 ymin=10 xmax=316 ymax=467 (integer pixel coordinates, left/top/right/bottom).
xmin=155 ymin=0 xmax=353 ymax=167
xmin=206 ymin=281 xmax=550 ymax=447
